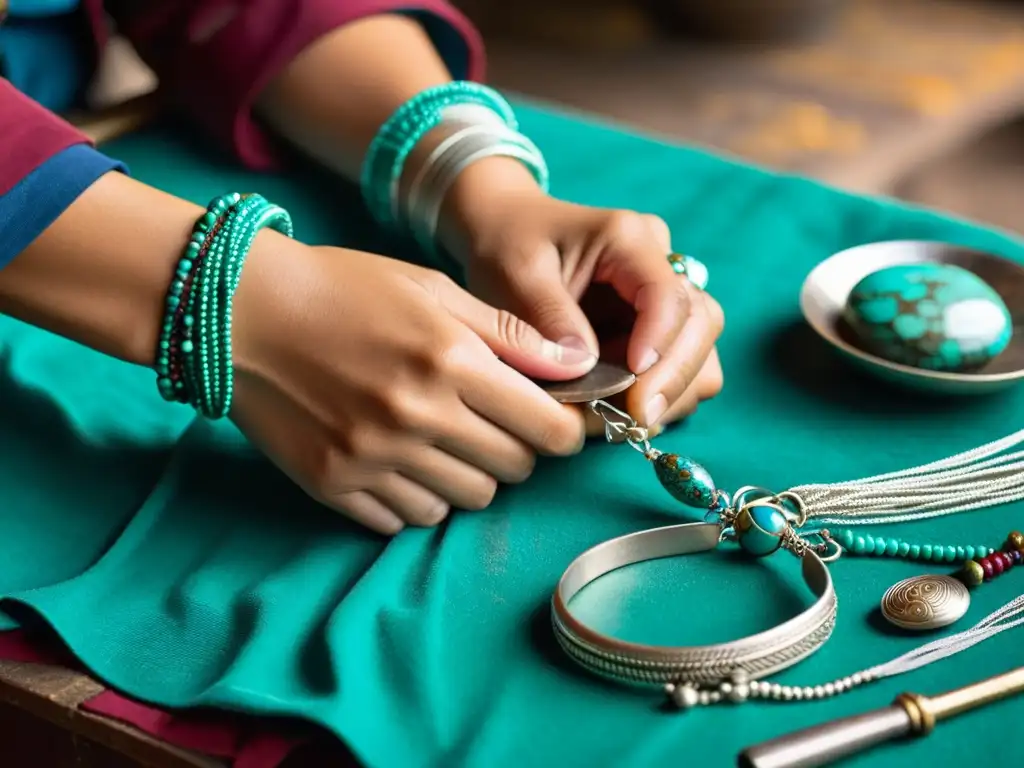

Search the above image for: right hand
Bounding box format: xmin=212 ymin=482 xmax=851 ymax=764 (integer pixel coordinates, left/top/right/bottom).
xmin=230 ymin=236 xmax=595 ymax=535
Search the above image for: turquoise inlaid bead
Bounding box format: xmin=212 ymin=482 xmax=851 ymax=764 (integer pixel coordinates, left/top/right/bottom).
xmin=734 ymin=503 xmax=789 ymax=557
xmin=843 ymin=263 xmax=1012 ymax=372
xmin=653 ymin=453 xmax=716 ymax=509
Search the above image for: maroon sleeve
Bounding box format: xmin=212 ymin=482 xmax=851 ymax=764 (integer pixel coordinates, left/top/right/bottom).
xmin=110 ymin=0 xmax=486 ymax=170
xmin=0 ymin=80 xmax=94 ymax=196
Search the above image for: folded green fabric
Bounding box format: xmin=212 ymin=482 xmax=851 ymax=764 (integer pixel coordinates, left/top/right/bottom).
xmin=2 ymin=106 xmax=1021 ymax=767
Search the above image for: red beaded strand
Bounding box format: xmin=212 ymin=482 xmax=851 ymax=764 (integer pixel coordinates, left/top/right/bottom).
xmin=958 ymin=530 xmax=1024 ymax=587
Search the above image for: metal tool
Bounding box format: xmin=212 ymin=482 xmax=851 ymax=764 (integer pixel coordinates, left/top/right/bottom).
xmin=738 ymin=666 xmax=1024 ymax=768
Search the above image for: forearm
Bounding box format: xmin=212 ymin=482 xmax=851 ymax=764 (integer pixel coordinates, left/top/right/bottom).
xmin=256 ymin=14 xmax=539 ymax=254
xmin=0 ymin=173 xmax=206 ymax=366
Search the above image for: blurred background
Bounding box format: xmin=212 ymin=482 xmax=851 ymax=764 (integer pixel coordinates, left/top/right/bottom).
xmin=451 ymin=0 xmax=1024 ymax=235
xmin=90 ymin=0 xmax=1024 ymax=235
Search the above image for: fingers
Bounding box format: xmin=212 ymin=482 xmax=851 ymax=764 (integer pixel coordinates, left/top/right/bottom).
xmin=430 ymin=272 xmax=597 ymax=382
xmin=627 ymin=287 xmax=724 ymax=427
xmin=486 ymin=241 xmax=601 ymax=356
xmin=593 ymin=212 xmax=689 ymax=377
xmin=331 ymin=490 xmax=406 ymax=535
xmin=398 ymin=446 xmax=502 ymax=511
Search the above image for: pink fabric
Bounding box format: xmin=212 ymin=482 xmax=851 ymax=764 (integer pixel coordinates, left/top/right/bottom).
xmin=0 ymin=630 xmax=308 ymax=767
xmin=0 ymin=0 xmax=485 ymax=192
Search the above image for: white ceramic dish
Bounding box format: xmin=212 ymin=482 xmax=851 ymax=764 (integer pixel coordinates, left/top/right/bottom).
xmin=800 ymin=240 xmax=1024 ymax=395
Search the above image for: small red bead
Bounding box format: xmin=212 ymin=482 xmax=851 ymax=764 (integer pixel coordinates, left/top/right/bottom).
xmin=1001 ymin=552 xmax=1015 ymax=569
xmin=992 ymin=555 xmax=1006 ymax=575
xmin=980 ymin=557 xmax=995 ymax=580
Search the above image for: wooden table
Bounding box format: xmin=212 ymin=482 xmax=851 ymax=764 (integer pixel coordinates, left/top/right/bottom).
xmin=484 ymin=0 xmax=1024 ymax=195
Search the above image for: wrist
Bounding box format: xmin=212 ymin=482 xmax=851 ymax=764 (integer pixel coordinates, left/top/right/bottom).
xmin=436 ymin=155 xmax=547 ymax=264
xmin=0 ymin=173 xmax=204 ymax=367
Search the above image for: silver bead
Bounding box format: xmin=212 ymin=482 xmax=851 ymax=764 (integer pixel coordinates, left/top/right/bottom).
xmin=782 ymin=687 xmax=795 ymax=701
xmin=812 ymin=686 xmax=825 ymax=699
xmin=708 ymin=691 xmax=722 ymax=704
xmin=719 ymin=682 xmax=733 ymax=698
xmin=824 ymin=683 xmax=836 ymax=697
xmin=793 ymin=687 xmax=804 ymax=700
xmin=770 ymin=683 xmax=783 ymax=699
xmin=851 ymin=673 xmax=863 ymax=685
xmin=698 ymin=691 xmax=711 ymax=706
xmin=671 ymin=684 xmax=700 ymax=710
xmin=730 ymin=683 xmax=750 ymax=703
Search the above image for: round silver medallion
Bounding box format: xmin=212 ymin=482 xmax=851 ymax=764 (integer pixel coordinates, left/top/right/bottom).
xmin=880 ymin=574 xmax=971 ymax=631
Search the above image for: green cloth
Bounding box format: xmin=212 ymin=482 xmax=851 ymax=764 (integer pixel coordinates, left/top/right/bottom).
xmin=2 ymin=105 xmax=1023 ymax=768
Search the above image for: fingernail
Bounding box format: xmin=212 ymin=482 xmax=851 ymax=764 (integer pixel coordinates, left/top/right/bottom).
xmin=645 ymin=393 xmax=668 ymax=427
xmin=541 ymin=336 xmax=596 ymax=365
xmin=637 ymin=349 xmax=660 ymax=374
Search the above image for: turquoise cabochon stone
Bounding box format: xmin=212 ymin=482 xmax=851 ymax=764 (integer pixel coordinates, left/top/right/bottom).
xmin=842 ymin=263 xmax=1013 ymax=372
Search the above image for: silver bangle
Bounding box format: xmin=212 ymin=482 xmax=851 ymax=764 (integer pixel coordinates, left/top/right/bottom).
xmin=551 ymin=522 xmax=837 ymax=708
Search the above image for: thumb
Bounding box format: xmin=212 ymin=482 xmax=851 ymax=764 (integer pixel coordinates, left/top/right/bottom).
xmin=439 ymin=282 xmax=597 ymax=381
xmin=500 ymin=246 xmax=601 ymax=358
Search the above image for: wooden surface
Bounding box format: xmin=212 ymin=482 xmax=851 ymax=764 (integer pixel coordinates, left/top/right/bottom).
xmin=485 ymin=0 xmax=1024 ymax=194
xmin=0 ymin=658 xmax=221 ymax=768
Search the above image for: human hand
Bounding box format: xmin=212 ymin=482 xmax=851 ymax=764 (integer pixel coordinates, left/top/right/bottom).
xmin=445 ymin=167 xmax=724 ymax=437
xmin=230 ymin=236 xmax=594 ymax=535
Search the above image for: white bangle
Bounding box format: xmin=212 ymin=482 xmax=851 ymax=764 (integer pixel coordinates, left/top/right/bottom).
xmin=390 ymin=106 xmax=508 ymax=223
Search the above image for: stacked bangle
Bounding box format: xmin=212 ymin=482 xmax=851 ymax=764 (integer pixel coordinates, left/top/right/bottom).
xmin=360 ymin=81 xmax=550 ymax=255
xmin=360 ymin=81 xmax=517 ymax=230
xmin=156 ymin=193 xmax=293 ymax=418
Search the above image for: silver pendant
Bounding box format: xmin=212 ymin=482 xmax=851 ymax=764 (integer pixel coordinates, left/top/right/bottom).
xmin=880 ymin=574 xmax=971 ymax=631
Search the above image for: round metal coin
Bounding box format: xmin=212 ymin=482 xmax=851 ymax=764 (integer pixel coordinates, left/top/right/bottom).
xmin=880 ymin=574 xmax=971 ymax=631
xmin=540 ymin=361 xmax=636 ymax=404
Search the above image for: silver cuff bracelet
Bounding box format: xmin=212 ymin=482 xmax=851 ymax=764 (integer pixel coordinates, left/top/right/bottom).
xmin=551 ymin=522 xmax=838 ymax=708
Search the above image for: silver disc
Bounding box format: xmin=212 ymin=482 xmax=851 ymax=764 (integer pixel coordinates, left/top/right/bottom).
xmin=880 ymin=574 xmax=970 ymax=631
xmin=539 ymin=361 xmax=636 ymax=404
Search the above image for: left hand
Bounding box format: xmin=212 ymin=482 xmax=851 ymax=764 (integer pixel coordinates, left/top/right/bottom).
xmin=443 ymin=164 xmax=724 ymax=437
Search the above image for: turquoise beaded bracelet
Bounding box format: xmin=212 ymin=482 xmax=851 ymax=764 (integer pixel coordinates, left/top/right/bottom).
xmin=156 ymin=193 xmax=293 ymax=419
xmin=360 ymin=81 xmax=517 ymax=229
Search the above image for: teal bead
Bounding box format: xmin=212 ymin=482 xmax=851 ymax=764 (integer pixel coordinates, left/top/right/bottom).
xmin=842 ymin=263 xmax=1012 ymax=372
xmin=885 ymin=539 xmax=899 ymax=556
xmin=864 ymin=537 xmax=876 ymax=555
xmin=734 ymin=503 xmax=789 ymax=557
xmin=898 ymin=541 xmax=910 ymax=556
xmin=653 ymin=453 xmax=716 ymax=509
xmin=852 ymin=535 xmax=866 ymax=554
xmin=965 ymin=545 xmax=976 ymax=560
xmin=945 ymin=546 xmax=958 ymax=562
xmin=910 ymin=544 xmax=921 ymax=559
xmin=181 ymin=340 xmax=194 ymax=354
xmin=955 ymin=546 xmax=966 ymax=560
xmin=922 ymin=544 xmax=933 ymax=559
xmin=839 ymin=529 xmax=854 ymax=548
xmin=874 ymin=536 xmax=887 ymax=554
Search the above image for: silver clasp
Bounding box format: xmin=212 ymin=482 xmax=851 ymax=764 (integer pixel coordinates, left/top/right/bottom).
xmin=588 ymin=400 xmax=658 ymax=458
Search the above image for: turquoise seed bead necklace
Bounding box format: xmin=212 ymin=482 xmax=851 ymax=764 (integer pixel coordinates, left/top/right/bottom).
xmin=827 ymin=528 xmax=996 ymax=564
xmin=156 ymin=193 xmax=293 ymax=420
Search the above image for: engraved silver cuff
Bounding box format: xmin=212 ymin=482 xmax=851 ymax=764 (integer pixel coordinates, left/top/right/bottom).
xmin=551 ymin=522 xmax=837 ymax=705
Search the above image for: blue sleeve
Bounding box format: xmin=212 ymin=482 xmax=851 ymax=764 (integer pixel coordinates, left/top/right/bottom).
xmin=0 ymin=144 xmax=129 ymax=269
